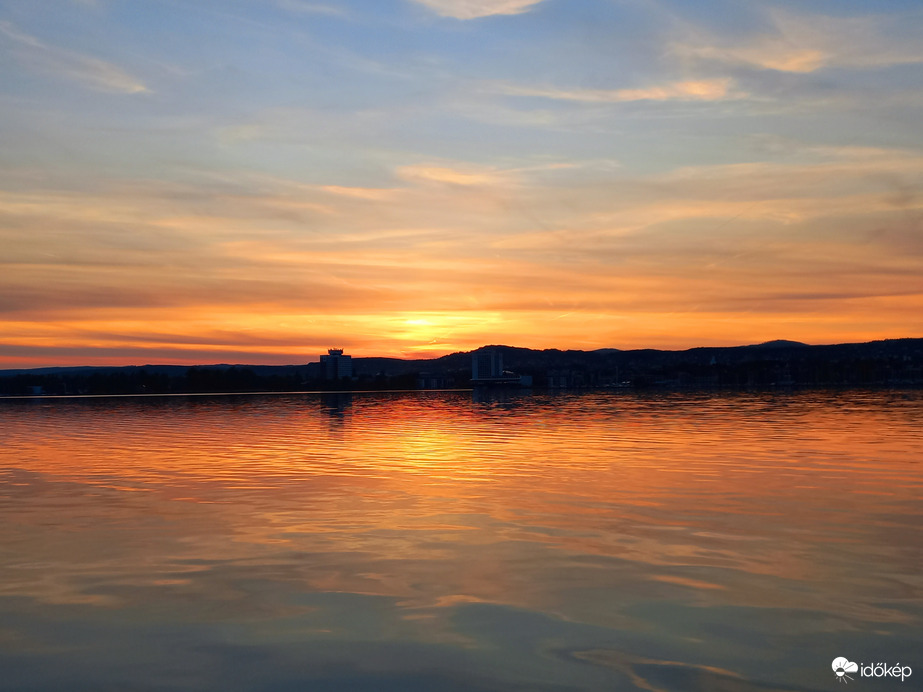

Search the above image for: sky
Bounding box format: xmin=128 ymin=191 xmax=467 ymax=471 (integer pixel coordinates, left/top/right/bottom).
xmin=1 ymin=0 xmax=921 ymax=366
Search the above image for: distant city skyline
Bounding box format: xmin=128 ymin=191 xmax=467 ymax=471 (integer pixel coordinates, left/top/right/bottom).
xmin=1 ymin=0 xmax=921 ymax=367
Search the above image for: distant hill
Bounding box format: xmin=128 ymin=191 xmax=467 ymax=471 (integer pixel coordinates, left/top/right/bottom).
xmin=745 ymin=340 xmax=809 ymax=349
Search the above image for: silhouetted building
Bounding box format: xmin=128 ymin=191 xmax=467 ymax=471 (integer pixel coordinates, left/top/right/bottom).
xmin=472 ymin=349 xmax=503 ymax=380
xmin=320 ymin=348 xmax=352 ymax=380
xmin=471 ymin=348 xmax=528 ymax=385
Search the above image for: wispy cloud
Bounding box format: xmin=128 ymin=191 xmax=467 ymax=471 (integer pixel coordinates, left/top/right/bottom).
xmin=396 ymin=163 xmax=516 ymax=186
xmin=0 ymin=21 xmax=147 ymax=93
xmin=495 ymin=78 xmax=742 ymax=103
xmin=318 ymin=185 xmax=402 ymax=201
xmin=673 ymin=10 xmax=923 ymax=73
xmin=411 ymin=0 xmax=544 ymax=20
xmin=675 ymin=44 xmax=826 ymax=74
xmin=275 ymin=0 xmax=350 ymax=18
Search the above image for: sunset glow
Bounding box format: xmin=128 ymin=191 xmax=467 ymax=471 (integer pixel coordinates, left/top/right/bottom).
xmin=1 ymin=1 xmax=921 ymax=366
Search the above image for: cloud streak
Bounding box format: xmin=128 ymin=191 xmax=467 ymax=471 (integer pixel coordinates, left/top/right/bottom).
xmin=396 ymin=164 xmax=516 ymax=186
xmin=411 ymin=0 xmax=544 ymax=20
xmin=496 ymin=78 xmax=742 ymax=103
xmin=672 ymin=9 xmax=923 ymax=73
xmin=275 ymin=0 xmax=350 ymax=18
xmin=0 ymin=21 xmax=147 ymax=93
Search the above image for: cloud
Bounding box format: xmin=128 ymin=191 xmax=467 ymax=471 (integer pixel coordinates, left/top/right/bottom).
xmin=275 ymin=0 xmax=350 ymax=18
xmin=0 ymin=21 xmax=147 ymax=93
xmin=411 ymin=0 xmax=543 ymax=20
xmin=673 ymin=10 xmax=923 ymax=73
xmin=396 ymin=164 xmax=515 ymax=186
xmin=496 ymin=78 xmax=742 ymax=103
xmin=318 ymin=185 xmax=402 ymax=201
xmin=675 ymin=44 xmax=826 ymax=74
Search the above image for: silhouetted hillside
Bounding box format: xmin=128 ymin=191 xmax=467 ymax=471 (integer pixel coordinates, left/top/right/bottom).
xmin=745 ymin=340 xmax=809 ymax=349
xmin=1 ymin=338 xmax=922 ymax=395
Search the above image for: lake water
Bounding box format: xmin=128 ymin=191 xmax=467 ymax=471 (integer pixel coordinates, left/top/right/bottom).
xmin=0 ymin=389 xmax=920 ymax=691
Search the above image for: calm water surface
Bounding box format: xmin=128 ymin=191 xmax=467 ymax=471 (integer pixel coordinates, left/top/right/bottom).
xmin=0 ymin=389 xmax=920 ymax=691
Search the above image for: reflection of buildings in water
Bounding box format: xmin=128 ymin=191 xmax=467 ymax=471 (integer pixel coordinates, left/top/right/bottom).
xmin=471 ymin=386 xmax=533 ymax=407
xmin=319 ymin=392 xmax=352 ymax=421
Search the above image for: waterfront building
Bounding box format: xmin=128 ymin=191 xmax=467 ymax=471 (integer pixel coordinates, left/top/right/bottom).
xmin=472 ymin=349 xmax=503 ymax=381
xmin=320 ymin=348 xmax=352 ymax=380
xmin=471 ymin=348 xmax=528 ymax=386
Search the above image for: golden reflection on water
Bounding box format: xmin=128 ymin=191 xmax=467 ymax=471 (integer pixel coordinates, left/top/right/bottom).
xmin=0 ymin=390 xmax=921 ymax=691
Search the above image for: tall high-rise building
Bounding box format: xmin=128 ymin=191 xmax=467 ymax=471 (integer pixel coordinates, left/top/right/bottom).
xmin=320 ymin=348 xmax=352 ymax=380
xmin=472 ymin=349 xmax=503 ymax=380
